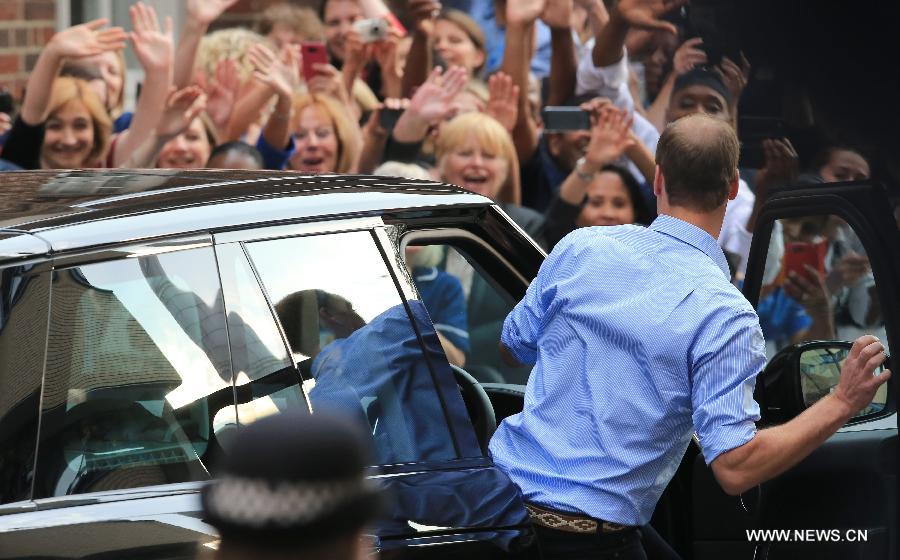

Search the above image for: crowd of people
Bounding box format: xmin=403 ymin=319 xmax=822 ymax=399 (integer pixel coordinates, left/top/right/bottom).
xmin=0 ymin=0 xmax=887 ymax=354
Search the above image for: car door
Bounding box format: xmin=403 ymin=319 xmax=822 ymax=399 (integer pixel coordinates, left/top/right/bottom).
xmin=691 ymin=181 xmax=899 ymax=559
xmin=214 ymin=216 xmax=537 ymax=559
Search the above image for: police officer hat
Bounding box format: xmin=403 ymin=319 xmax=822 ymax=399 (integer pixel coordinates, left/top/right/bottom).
xmin=202 ymin=411 xmax=383 ymax=546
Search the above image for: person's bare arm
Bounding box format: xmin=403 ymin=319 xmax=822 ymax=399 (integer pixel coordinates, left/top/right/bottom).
xmin=113 ymin=4 xmax=174 ymax=167
xmin=21 ymin=20 xmax=127 ymax=125
xmin=559 ymin=102 xmax=634 ymax=204
xmin=542 ymin=0 xmax=577 ymax=106
xmin=401 ymin=0 xmax=440 ymax=97
xmin=438 ymin=333 xmax=466 ymax=368
xmin=710 ymin=335 xmax=890 ymax=495
xmin=173 ymin=0 xmax=238 ymax=89
xmin=503 ymin=0 xmax=544 ymax=164
xmin=623 ymin=131 xmax=656 ymax=183
xmin=592 ymin=0 xmax=686 ymax=68
xmin=248 ymin=43 xmax=299 ymax=152
xmin=121 ymin=86 xmax=207 ymax=168
xmin=223 ymin=81 xmax=275 ymax=142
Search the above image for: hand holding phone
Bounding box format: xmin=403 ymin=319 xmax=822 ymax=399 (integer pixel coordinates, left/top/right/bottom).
xmin=783 ymin=241 xmax=827 ymax=284
xmin=300 ymin=41 xmax=328 ymax=83
xmin=541 ymin=107 xmax=591 ymax=132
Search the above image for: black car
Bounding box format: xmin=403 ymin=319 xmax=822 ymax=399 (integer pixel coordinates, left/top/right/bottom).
xmin=0 ymin=169 xmax=897 ymax=560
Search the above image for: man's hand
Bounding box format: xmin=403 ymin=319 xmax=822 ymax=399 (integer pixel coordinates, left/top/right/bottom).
xmin=407 ymin=0 xmax=441 ymax=35
xmin=832 ymin=335 xmax=891 ymax=415
xmin=540 ymin=0 xmax=574 ymax=30
xmin=186 ymin=0 xmax=238 ymax=27
xmin=507 ymin=0 xmax=546 ymax=26
xmin=48 ymin=18 xmax=127 ymax=59
xmin=129 ymin=2 xmax=174 ymax=73
xmin=485 ymin=72 xmax=519 ymax=132
xmin=673 ymin=37 xmax=707 ymax=75
xmin=581 ymin=100 xmax=634 ymax=171
xmin=615 ymin=0 xmax=688 ymax=35
xmin=718 ymin=54 xmax=751 ymax=104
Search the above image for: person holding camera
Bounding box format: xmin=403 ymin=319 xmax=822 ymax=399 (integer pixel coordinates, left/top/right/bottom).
xmin=489 ymin=113 xmax=891 ymax=560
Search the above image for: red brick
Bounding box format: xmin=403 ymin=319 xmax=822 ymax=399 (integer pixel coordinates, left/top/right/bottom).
xmin=0 ymin=55 xmax=19 ymax=74
xmin=24 ymin=1 xmax=55 ymax=21
xmin=0 ymin=3 xmax=19 ymax=20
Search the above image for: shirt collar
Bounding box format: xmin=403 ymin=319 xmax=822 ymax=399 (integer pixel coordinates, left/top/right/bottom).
xmin=649 ymin=214 xmax=730 ymax=279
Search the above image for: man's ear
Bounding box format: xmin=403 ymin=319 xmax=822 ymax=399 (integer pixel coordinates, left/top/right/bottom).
xmin=727 ymin=169 xmax=740 ymax=201
xmin=653 ymin=165 xmax=664 ymax=198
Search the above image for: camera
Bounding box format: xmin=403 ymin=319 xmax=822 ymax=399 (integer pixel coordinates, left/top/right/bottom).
xmin=353 ymin=18 xmax=388 ymax=43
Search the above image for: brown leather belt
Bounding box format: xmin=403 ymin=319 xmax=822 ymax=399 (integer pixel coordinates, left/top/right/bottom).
xmin=525 ymin=502 xmax=635 ymax=534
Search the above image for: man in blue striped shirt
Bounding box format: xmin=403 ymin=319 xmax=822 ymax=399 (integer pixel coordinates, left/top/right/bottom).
xmin=489 ymin=113 xmax=890 ymax=559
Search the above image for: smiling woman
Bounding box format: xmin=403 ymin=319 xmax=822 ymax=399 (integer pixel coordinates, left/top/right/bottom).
xmin=2 ymin=77 xmax=112 ymax=170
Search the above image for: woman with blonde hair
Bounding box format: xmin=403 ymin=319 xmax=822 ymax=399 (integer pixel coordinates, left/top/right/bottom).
xmin=257 ymin=92 xmax=362 ymax=173
xmin=435 ymin=111 xmax=544 ymax=245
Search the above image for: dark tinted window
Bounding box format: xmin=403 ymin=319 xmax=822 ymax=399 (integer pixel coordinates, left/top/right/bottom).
xmin=216 ymin=243 xmax=307 ymax=426
xmin=245 ymin=231 xmax=460 ymax=465
xmin=0 ymin=266 xmax=49 ymax=503
xmin=34 ymin=248 xmax=236 ymax=498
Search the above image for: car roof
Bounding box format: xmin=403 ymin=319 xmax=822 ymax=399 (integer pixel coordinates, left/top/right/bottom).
xmin=0 ymin=169 xmax=492 ymax=262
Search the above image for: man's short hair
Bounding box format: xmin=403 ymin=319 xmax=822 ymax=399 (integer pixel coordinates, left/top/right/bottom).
xmin=207 ymin=141 xmax=264 ymax=168
xmin=656 ymin=114 xmax=739 ymax=212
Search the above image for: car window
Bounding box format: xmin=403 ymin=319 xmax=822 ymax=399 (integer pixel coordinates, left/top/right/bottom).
xmin=755 ymin=214 xmax=888 ymax=416
xmin=243 ymin=231 xmax=461 ymax=465
xmin=216 ymin=243 xmax=308 ymax=426
xmin=33 ymin=248 xmax=236 ymax=499
xmin=405 ymin=243 xmax=531 ymax=385
xmin=0 ymin=266 xmax=49 ymax=504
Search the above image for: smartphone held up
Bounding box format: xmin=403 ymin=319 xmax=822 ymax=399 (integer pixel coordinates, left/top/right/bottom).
xmin=300 ymin=41 xmax=328 ymax=83
xmin=541 ymin=107 xmax=591 ymax=133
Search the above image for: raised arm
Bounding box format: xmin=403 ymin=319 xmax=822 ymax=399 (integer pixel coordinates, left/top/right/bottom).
xmin=21 ymin=19 xmax=126 ymax=125
xmin=502 ymin=0 xmax=545 ymax=163
xmin=173 ymin=0 xmax=238 ymax=89
xmin=120 ymin=86 xmax=207 ymax=168
xmin=113 ymin=3 xmax=174 ymax=167
xmin=249 ymin=43 xmax=300 ymax=154
xmin=401 ymin=0 xmax=441 ymax=96
xmin=541 ymin=0 xmax=577 ymax=106
xmin=592 ymin=0 xmax=685 ymax=68
xmin=710 ymin=335 xmax=889 ymax=495
xmin=392 ymin=66 xmax=466 ymax=143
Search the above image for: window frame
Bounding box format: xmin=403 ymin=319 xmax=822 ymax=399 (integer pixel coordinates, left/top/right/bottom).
xmin=215 ymin=218 xmax=485 ymax=470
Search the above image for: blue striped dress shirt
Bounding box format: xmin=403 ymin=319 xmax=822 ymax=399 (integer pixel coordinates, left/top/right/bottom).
xmin=489 ymin=215 xmax=766 ymax=526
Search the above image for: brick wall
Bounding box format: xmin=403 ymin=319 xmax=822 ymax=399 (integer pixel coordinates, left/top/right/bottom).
xmin=0 ymin=0 xmax=57 ymax=102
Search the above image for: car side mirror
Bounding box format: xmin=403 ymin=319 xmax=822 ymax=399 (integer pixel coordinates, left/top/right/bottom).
xmin=755 ymin=341 xmax=890 ymax=425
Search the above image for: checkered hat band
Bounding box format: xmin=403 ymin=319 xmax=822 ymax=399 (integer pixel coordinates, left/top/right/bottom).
xmin=207 ymin=475 xmax=371 ymax=528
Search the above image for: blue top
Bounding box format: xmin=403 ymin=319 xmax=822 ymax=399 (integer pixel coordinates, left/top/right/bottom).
xmin=489 ymin=215 xmax=766 ymax=525
xmin=463 ymin=0 xmax=552 ymax=78
xmin=413 ymin=266 xmax=470 ymax=354
xmin=757 ymin=286 xmax=812 ymax=350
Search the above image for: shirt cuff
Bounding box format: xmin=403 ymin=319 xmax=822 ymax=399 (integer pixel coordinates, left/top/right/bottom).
xmin=699 ymin=420 xmax=757 ymax=466
xmin=501 ymin=316 xmax=538 ymax=366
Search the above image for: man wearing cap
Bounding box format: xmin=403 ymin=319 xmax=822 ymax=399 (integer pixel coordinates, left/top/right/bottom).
xmin=488 ymin=114 xmax=890 ymax=559
xmin=202 ymin=412 xmax=383 ymax=560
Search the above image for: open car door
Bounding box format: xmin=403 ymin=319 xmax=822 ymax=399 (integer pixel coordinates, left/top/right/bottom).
xmin=692 ymin=180 xmax=899 ymax=559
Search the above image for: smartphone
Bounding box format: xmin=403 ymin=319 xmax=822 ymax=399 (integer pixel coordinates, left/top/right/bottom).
xmin=783 ymin=241 xmax=827 ymax=283
xmin=738 ymin=116 xmax=788 ymax=169
xmin=541 ymin=107 xmax=591 ymax=132
xmin=300 ymin=41 xmax=328 ymax=83
xmin=353 ymin=18 xmax=388 ymax=43
xmin=0 ymin=89 xmax=13 ymax=114
xmin=378 ymin=107 xmax=403 ymax=133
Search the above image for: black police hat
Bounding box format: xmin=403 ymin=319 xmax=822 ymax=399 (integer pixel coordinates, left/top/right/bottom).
xmin=202 ymin=411 xmax=383 ymax=546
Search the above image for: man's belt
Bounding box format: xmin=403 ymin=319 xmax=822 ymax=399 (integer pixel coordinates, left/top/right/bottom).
xmin=525 ymin=502 xmax=634 ymax=534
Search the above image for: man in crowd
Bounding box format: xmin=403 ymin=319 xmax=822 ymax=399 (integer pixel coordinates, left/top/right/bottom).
xmin=489 ymin=113 xmax=890 ymax=559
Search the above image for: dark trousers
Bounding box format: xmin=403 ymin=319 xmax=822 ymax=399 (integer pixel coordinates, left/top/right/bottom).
xmin=534 ymin=525 xmax=647 ymax=560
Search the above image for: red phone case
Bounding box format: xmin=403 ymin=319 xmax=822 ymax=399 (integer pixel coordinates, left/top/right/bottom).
xmin=783 ymin=241 xmax=827 ymax=282
xmin=300 ymin=41 xmax=328 ymax=83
